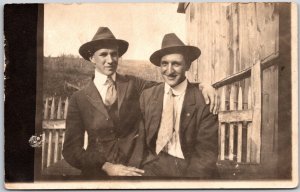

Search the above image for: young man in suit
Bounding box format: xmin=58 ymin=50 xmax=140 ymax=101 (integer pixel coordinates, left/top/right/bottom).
xmin=62 ymin=27 xmax=218 ymax=178
xmin=139 ymin=33 xmax=219 ymax=178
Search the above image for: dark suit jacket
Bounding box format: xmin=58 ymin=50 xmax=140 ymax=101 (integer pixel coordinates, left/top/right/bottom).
xmin=62 ymin=74 xmax=153 ymax=178
xmin=139 ymin=82 xmax=219 ymax=178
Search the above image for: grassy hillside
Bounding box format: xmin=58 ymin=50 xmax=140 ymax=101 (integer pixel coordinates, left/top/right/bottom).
xmin=43 ymin=56 xmax=163 ymax=98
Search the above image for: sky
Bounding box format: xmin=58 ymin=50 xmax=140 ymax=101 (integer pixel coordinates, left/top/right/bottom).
xmin=44 ymin=3 xmax=186 ymax=60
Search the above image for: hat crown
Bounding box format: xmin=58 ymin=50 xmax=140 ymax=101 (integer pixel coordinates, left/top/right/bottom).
xmin=161 ymin=33 xmax=185 ymax=49
xmin=92 ymin=27 xmax=116 ymax=41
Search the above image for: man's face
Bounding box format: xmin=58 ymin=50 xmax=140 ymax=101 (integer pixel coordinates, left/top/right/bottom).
xmin=160 ymin=53 xmax=189 ymax=87
xmin=90 ymin=46 xmax=119 ymax=76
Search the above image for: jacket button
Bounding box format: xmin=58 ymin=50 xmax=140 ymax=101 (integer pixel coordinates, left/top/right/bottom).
xmin=106 ymin=117 xmax=109 ymax=121
xmin=110 ymin=130 xmax=113 ymax=133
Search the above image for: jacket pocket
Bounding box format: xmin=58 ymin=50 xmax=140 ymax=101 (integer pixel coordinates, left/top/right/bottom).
xmin=96 ymin=128 xmax=116 ymax=141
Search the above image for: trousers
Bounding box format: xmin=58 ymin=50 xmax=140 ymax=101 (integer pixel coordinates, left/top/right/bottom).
xmin=142 ymin=151 xmax=187 ymax=177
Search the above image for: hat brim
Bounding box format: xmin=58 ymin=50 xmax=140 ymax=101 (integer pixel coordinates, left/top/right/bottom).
xmin=150 ymin=46 xmax=201 ymax=66
xmin=79 ymin=39 xmax=129 ymax=61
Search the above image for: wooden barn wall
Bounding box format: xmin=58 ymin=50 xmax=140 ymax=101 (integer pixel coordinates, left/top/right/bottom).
xmin=185 ymin=3 xmax=279 ymax=174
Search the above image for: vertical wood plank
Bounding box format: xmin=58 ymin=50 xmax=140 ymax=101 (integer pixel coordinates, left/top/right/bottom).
xmin=43 ymin=98 xmax=49 ymax=120
xmin=246 ymin=86 xmax=252 ymax=162
xmin=232 ymin=3 xmax=240 ymax=73
xmin=50 ymin=97 xmax=55 ymax=120
xmin=218 ymin=3 xmax=230 ymax=82
xmin=207 ymin=3 xmax=212 ymax=84
xmin=251 ymin=60 xmax=262 ymax=163
xmin=237 ymin=86 xmax=243 ymax=162
xmin=64 ymin=97 xmax=69 ymax=119
xmin=227 ymin=4 xmax=234 ymax=77
xmin=193 ymin=3 xmax=199 ymax=82
xmin=272 ymin=64 xmax=279 ymax=167
xmin=57 ymin=97 xmax=62 ymax=119
xmin=197 ymin=3 xmax=205 ymax=83
xmin=229 ymin=85 xmax=236 ymax=160
xmin=46 ymin=130 xmax=52 ymax=167
xmin=219 ymin=87 xmax=226 ymax=160
xmin=41 ymin=131 xmax=46 ymax=171
xmin=83 ymin=131 xmax=88 ymax=150
xmin=257 ymin=3 xmax=279 ymax=170
xmin=248 ymin=3 xmax=260 ymax=64
xmin=185 ymin=2 xmax=191 ymax=81
xmin=53 ymin=130 xmax=59 ymax=163
xmin=211 ymin=3 xmax=217 ymax=83
xmin=239 ymin=4 xmax=251 ymax=108
xmin=187 ymin=3 xmax=198 ymax=82
xmin=61 ymin=131 xmax=65 ymax=160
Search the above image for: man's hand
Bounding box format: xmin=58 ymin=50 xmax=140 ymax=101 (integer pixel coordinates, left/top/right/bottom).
xmin=102 ymin=162 xmax=145 ymax=176
xmin=199 ymin=82 xmax=220 ymax=114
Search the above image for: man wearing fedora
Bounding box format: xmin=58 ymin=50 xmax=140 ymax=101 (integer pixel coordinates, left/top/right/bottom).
xmin=139 ymin=33 xmax=219 ymax=178
xmin=62 ymin=27 xmax=218 ymax=178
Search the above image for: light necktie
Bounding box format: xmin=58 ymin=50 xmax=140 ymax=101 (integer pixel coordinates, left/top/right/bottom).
xmin=104 ymin=76 xmax=117 ymax=106
xmin=156 ymin=88 xmax=175 ymax=154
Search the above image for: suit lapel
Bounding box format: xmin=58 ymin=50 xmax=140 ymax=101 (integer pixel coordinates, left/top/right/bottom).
xmin=180 ymin=82 xmax=196 ymax=134
xmin=116 ymin=74 xmax=129 ymax=112
xmin=84 ymin=81 xmax=109 ymax=118
xmin=146 ymin=84 xmax=164 ymax=146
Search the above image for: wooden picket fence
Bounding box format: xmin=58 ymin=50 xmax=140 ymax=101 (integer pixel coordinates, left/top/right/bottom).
xmin=213 ymin=52 xmax=278 ymax=166
xmin=218 ymin=84 xmax=256 ymax=163
xmin=41 ymin=97 xmax=68 ymax=172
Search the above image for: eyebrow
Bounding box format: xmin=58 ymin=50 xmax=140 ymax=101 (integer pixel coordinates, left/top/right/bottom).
xmin=160 ymin=60 xmax=182 ymax=64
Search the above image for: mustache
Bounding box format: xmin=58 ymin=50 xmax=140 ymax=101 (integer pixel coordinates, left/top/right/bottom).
xmin=164 ymin=73 xmax=177 ymax=77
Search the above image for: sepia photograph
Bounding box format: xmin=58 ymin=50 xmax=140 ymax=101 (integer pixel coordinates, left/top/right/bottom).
xmin=4 ymin=2 xmax=298 ymax=189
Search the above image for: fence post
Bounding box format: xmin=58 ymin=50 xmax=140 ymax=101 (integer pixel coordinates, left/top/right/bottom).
xmin=251 ymin=60 xmax=262 ymax=163
xmin=44 ymin=98 xmax=49 ymax=119
xmin=53 ymin=130 xmax=59 ymax=163
xmin=64 ymin=97 xmax=69 ymax=119
xmin=47 ymin=130 xmax=52 ymax=167
xmin=61 ymin=131 xmax=65 ymax=160
xmin=246 ymin=86 xmax=252 ymax=162
xmin=57 ymin=97 xmax=62 ymax=119
xmin=219 ymin=87 xmax=226 ymax=160
xmin=41 ymin=131 xmax=46 ymax=170
xmin=229 ymin=85 xmax=236 ymax=160
xmin=237 ymin=86 xmax=243 ymax=162
xmin=50 ymin=97 xmax=55 ymax=120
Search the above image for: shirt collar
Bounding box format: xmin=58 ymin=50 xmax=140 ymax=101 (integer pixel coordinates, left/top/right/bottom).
xmin=164 ymin=78 xmax=188 ymax=96
xmin=94 ymin=70 xmax=116 ymax=85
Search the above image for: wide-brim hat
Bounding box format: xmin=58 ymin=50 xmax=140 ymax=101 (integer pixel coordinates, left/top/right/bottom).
xmin=150 ymin=33 xmax=201 ymax=66
xmin=79 ymin=27 xmax=129 ymax=61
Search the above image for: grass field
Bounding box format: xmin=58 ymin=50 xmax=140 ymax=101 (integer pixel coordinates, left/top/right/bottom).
xmin=43 ymin=56 xmax=163 ymax=98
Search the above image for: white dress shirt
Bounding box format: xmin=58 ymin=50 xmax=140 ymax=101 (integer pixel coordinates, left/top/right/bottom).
xmin=161 ymin=78 xmax=188 ymax=159
xmin=93 ymin=70 xmax=116 ymax=100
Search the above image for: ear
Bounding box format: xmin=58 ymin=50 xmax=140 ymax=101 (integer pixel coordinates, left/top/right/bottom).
xmin=89 ymin=56 xmax=95 ymax=63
